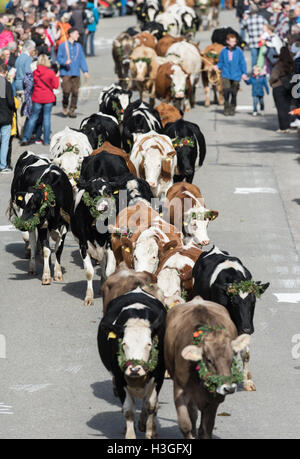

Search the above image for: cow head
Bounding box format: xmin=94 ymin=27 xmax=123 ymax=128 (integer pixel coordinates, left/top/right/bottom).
xmin=133 ymin=57 xmax=151 ymax=82
xmin=216 ymin=281 xmax=270 ymax=335
xmin=53 ymin=150 xmax=83 ymax=176
xmin=134 ymin=228 xmax=162 ymax=273
xmin=182 ymin=331 xmax=251 ymax=396
xmin=15 ymin=185 xmax=52 ymax=228
xmin=170 ymin=64 xmax=188 ymax=100
xmin=78 ymin=177 xmax=115 ymax=219
xmin=111 ymin=90 xmax=132 ymax=122
xmin=184 ymin=207 xmax=219 ymax=246
xmin=143 ymin=149 xmax=176 ymax=190
xmin=175 ymin=143 xmax=197 ymax=181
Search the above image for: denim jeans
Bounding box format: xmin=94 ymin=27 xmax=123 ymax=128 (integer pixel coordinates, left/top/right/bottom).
xmin=250 ymin=48 xmax=259 ymax=67
xmin=22 ymin=102 xmax=53 ymax=145
xmin=0 ymin=124 xmax=12 ymax=169
xmin=85 ymin=32 xmax=95 ymax=56
xmin=253 ymin=96 xmax=264 ymax=112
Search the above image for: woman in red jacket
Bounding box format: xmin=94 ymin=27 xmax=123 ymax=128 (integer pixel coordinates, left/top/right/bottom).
xmin=21 ymin=54 xmax=59 ymax=145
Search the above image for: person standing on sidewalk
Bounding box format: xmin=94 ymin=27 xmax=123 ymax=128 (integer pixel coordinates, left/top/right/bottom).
xmin=85 ymin=2 xmax=99 ymax=57
xmin=244 ymin=65 xmax=269 ymax=116
xmin=216 ymin=33 xmax=248 ymax=116
xmin=241 ymin=3 xmax=268 ymax=66
xmin=57 ymin=27 xmax=89 ymax=118
xmin=0 ymin=63 xmax=15 ymax=174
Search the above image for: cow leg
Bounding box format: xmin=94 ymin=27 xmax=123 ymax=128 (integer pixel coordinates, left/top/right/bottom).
xmin=123 ymin=388 xmax=136 ymax=439
xmin=174 ymin=383 xmax=194 ymax=439
xmin=198 ymin=403 xmax=218 ymax=439
xmin=212 ymin=85 xmax=218 ymax=105
xmin=38 ymin=228 xmax=52 ymax=285
xmin=139 ymin=383 xmax=159 ymax=439
xmin=53 ymin=226 xmax=68 ymax=282
xmin=22 ymin=231 xmax=31 ymax=259
xmin=202 ymin=72 xmax=210 ymax=107
xmin=218 ymin=80 xmax=224 ymax=105
xmin=28 ymin=231 xmax=37 ymax=276
xmin=105 ymin=248 xmax=116 ymax=278
xmin=241 ymin=344 xmax=256 ymax=391
xmin=188 ymin=401 xmax=198 ymax=438
xmin=80 ymin=242 xmax=94 ymax=306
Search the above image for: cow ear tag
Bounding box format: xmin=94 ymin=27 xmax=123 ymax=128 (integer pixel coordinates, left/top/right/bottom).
xmin=17 ymin=196 xmax=24 ymax=201
xmin=183 ymin=221 xmax=188 ymax=226
xmin=108 ymin=332 xmax=117 ymax=339
xmin=113 ymin=190 xmax=119 ymax=195
xmin=125 ymin=247 xmax=131 ymax=253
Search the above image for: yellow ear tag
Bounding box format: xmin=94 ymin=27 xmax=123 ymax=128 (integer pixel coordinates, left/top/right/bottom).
xmin=113 ymin=190 xmax=119 ymax=194
xmin=108 ymin=332 xmax=117 ymax=339
xmin=169 ymin=302 xmax=176 ymax=308
xmin=167 ymin=158 xmax=171 ymax=161
xmin=183 ymin=221 xmax=188 ymax=226
xmin=17 ymin=196 xmax=24 ymax=201
xmin=170 ymin=247 xmax=174 ymax=250
xmin=125 ymin=247 xmax=131 ymax=253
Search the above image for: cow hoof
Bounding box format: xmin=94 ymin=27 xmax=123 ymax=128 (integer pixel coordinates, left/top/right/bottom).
xmin=54 ymin=274 xmax=63 ymax=282
xmin=125 ymin=433 xmax=136 ymax=440
xmin=42 ymin=277 xmax=52 ymax=285
xmin=204 ymin=103 xmax=210 ymax=108
xmin=84 ymin=297 xmax=94 ymax=306
xmin=164 ymin=370 xmax=170 ymax=379
xmin=244 ymin=380 xmax=256 ymax=392
xmin=138 ymin=420 xmax=146 ymax=433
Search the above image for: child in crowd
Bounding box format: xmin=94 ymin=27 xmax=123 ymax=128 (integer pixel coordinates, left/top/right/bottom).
xmin=245 ymin=65 xmax=269 ymax=116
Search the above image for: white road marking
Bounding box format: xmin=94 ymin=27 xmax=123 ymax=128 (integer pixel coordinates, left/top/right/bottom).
xmin=10 ymin=384 xmax=52 ymax=393
xmin=0 ymin=225 xmax=18 ymax=232
xmin=234 ymin=188 xmax=277 ymax=194
xmin=274 ymin=293 xmax=300 ymax=303
xmin=0 ymin=403 xmax=13 ymax=415
xmin=65 ymin=366 xmax=82 ymax=375
xmin=236 ymin=105 xmax=255 ymax=111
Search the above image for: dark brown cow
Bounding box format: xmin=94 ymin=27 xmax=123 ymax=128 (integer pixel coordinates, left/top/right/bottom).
xmin=155 ymin=102 xmax=182 ymax=128
xmin=155 ymin=34 xmax=184 ymax=57
xmin=201 ymin=43 xmax=224 ymax=107
xmin=164 ymin=297 xmax=250 ymax=439
xmin=90 ymin=141 xmax=137 ymax=176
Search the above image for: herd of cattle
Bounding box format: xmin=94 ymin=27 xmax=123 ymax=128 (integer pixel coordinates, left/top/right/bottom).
xmin=7 ymin=1 xmax=269 ymax=440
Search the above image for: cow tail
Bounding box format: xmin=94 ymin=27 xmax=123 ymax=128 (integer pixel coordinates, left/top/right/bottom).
xmin=6 ymin=199 xmax=15 ymax=222
xmin=198 ymin=131 xmax=206 ymax=167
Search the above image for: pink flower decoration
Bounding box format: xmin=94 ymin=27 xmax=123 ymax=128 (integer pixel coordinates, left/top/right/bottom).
xmin=196 ymin=366 xmax=200 ymax=371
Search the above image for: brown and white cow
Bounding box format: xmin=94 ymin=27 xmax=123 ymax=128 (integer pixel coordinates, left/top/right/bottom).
xmin=155 ymin=102 xmax=182 ymax=128
xmin=111 ymin=201 xmax=183 ymax=273
xmin=101 ymin=262 xmax=160 ymax=314
xmin=134 ymin=32 xmax=157 ymax=50
xmin=130 ymin=45 xmax=160 ymax=106
xmin=165 ymin=182 xmax=218 ymax=246
xmin=155 ymin=34 xmax=184 ymax=57
xmin=113 ymin=32 xmax=135 ymax=90
xmin=155 ymin=62 xmax=192 ymax=112
xmin=130 ymin=131 xmax=177 ymax=198
xmin=90 ymin=141 xmax=137 ymax=176
xmin=156 ymin=243 xmax=202 ymax=307
xmin=164 ymin=297 xmax=251 ymax=439
xmin=166 ymin=41 xmax=202 ymax=110
xmin=201 ymin=43 xmax=224 ymax=107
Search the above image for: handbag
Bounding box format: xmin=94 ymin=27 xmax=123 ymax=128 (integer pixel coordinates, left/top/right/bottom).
xmin=38 ymin=75 xmax=57 ymax=106
xmin=282 ymin=73 xmax=294 ymax=92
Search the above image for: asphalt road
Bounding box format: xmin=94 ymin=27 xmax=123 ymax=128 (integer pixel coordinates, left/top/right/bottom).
xmin=0 ymin=10 xmax=300 ymax=439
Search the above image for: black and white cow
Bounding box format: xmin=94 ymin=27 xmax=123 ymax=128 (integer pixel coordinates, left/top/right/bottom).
xmin=192 ymin=246 xmax=269 ymax=391
xmin=164 ymin=118 xmax=206 ymax=183
xmin=98 ymin=84 xmax=132 ymax=124
xmin=168 ymin=4 xmax=199 ymax=37
xmin=141 ymin=21 xmax=165 ymax=40
xmin=79 ymin=113 xmax=121 ymax=149
xmin=9 ymin=151 xmax=73 ymax=285
xmin=211 ymin=27 xmax=245 ymax=49
xmin=80 ymin=151 xmax=132 ymax=182
xmin=136 ymin=0 xmax=162 ymax=25
xmin=98 ymin=288 xmax=166 ymax=439
xmin=122 ymin=99 xmax=163 ymax=153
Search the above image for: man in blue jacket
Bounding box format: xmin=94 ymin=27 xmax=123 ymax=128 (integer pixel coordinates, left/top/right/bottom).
xmin=85 ymin=2 xmax=99 ymax=57
xmin=216 ymin=33 xmax=248 ymax=116
xmin=57 ymin=27 xmax=89 ymax=118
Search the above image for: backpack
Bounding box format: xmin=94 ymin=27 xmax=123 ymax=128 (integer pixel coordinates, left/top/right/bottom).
xmin=84 ymin=9 xmax=95 ymax=25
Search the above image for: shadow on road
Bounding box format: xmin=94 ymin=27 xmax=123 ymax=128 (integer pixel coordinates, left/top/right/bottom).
xmin=62 ymin=280 xmax=101 ymax=301
xmin=6 ymin=242 xmax=26 ymax=259
xmin=217 ymin=138 xmax=297 ymax=154
xmin=91 ymin=381 xmax=121 ymax=407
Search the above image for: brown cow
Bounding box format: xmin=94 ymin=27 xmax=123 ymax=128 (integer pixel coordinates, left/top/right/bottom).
xmin=101 ymin=262 xmax=159 ymax=314
xmin=165 ymin=182 xmax=218 ymax=246
xmin=155 ymin=61 xmax=192 ymax=112
xmin=112 ymin=32 xmax=135 ymax=90
xmin=164 ymin=297 xmax=251 ymax=439
xmin=201 ymin=43 xmax=224 ymax=107
xmin=90 ymin=141 xmax=137 ymax=176
xmin=110 ymin=201 xmax=183 ymax=272
xmin=129 ymin=45 xmax=160 ymax=106
xmin=134 ymin=32 xmax=157 ymax=49
xmin=155 ymin=244 xmax=202 ymax=307
xmin=155 ymin=34 xmax=184 ymax=57
xmin=155 ymin=102 xmax=182 ymax=128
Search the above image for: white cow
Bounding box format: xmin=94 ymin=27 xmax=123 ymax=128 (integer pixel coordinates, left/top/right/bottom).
xmin=130 ymin=131 xmax=177 ymax=199
xmin=156 ymin=12 xmax=182 ymax=37
xmin=166 ymin=41 xmax=201 ymax=110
